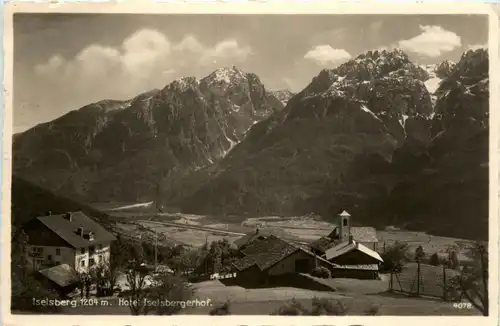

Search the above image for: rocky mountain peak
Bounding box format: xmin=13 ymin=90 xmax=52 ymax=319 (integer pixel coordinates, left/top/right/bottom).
xmin=200 ymin=66 xmax=249 ymax=94
xmin=165 ymin=76 xmax=199 ymax=92
xmin=433 ymin=49 xmax=488 ymax=129
xmin=454 ymin=48 xmax=488 ymax=78
xmin=334 ymin=47 xmax=428 ymax=82
xmin=434 ymin=60 xmax=456 ymax=79
xmin=269 ymin=90 xmax=295 ymax=106
xmin=291 ymin=48 xmax=433 ymax=142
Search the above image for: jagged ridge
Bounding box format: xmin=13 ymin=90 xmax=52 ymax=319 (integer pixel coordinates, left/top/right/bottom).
xmin=173 ymin=48 xmax=489 ymax=240
xmin=13 ymin=66 xmax=286 ymax=202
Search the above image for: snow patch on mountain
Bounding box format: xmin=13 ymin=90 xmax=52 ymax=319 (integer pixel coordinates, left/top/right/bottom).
xmin=360 ymin=104 xmax=383 ymax=123
xmin=169 ymin=76 xmax=199 ymax=92
xmin=421 ymin=64 xmax=441 ymax=93
xmin=399 ymin=114 xmax=409 ymax=128
xmin=270 ymin=90 xmax=295 ymax=106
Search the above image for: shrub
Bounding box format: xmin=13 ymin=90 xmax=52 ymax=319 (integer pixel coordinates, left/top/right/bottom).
xmin=429 ymin=253 xmax=441 ymax=266
xmin=209 ymin=301 xmax=231 ymax=315
xmin=310 ymin=297 xmax=348 ymax=316
xmin=380 ymin=242 xmax=410 ymax=273
xmin=414 ymin=245 xmax=426 ymax=262
xmin=311 ymin=266 xmax=331 ymax=279
xmin=274 ymin=298 xmax=349 ymax=316
xmin=273 ymin=298 xmax=308 ymax=315
xmin=364 ymin=305 xmax=379 ymax=315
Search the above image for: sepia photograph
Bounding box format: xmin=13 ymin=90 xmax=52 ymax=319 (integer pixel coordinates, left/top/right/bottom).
xmin=2 ymin=3 xmax=498 ymax=324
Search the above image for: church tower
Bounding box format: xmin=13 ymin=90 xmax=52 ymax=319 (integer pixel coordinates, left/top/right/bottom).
xmin=338 ymin=210 xmax=351 ymax=243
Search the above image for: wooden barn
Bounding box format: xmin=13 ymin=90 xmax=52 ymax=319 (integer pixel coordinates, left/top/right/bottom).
xmin=231 ymin=235 xmax=337 ymax=287
xmin=324 ymin=236 xmax=384 ymax=279
xmin=36 ymin=264 xmax=80 ymax=297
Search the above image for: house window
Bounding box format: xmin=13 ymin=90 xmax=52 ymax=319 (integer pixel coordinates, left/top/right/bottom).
xmin=55 ymin=261 xmax=60 ymax=265
xmin=89 ymin=258 xmax=95 ymax=266
xmin=89 ymin=246 xmax=95 ymax=255
xmin=80 ymin=248 xmax=85 ymax=254
xmin=33 ymin=247 xmax=44 ymax=256
xmin=47 ymin=255 xmax=52 ymax=261
xmin=343 ymin=218 xmax=348 ymax=226
xmin=56 ymin=248 xmax=61 ymax=255
xmin=98 ymin=254 xmax=103 ymax=262
xmin=80 ymin=260 xmax=85 ymax=267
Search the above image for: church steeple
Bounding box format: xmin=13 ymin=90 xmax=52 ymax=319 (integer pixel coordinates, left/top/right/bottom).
xmin=338 ymin=210 xmax=351 ymax=243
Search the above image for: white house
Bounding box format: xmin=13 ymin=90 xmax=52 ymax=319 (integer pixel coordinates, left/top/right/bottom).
xmin=23 ymin=211 xmax=117 ymax=273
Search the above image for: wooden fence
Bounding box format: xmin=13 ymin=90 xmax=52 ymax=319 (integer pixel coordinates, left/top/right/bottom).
xmin=389 ymin=262 xmax=461 ymax=300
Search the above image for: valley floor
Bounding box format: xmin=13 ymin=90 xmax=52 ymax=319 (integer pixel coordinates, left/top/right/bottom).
xmin=111 ymin=211 xmax=474 ymax=261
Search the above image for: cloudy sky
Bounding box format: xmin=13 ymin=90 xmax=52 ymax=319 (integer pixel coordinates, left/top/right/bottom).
xmin=14 ymin=14 xmax=488 ymax=133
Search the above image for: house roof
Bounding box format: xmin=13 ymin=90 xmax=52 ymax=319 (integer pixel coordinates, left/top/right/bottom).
xmin=310 ymin=236 xmax=337 ymax=252
xmin=233 ymin=235 xmax=299 ymax=271
xmin=325 ymin=240 xmax=383 ymax=263
xmin=233 ymin=235 xmax=339 ymax=272
xmin=326 ymin=226 xmax=379 ymax=243
xmin=36 ymin=211 xmax=117 ymax=248
xmin=38 ymin=264 xmax=79 ymax=287
xmin=339 ymin=210 xmax=351 ymax=217
xmin=233 ymin=230 xmax=270 ymax=249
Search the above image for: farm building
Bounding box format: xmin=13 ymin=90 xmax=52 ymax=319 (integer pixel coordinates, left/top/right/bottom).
xmin=36 ymin=264 xmax=80 ymax=297
xmin=324 ymin=236 xmax=384 ymax=279
xmin=231 ymin=235 xmax=338 ymax=287
xmin=311 ymin=210 xmax=379 ymax=255
xmin=233 ymin=228 xmax=270 ymax=249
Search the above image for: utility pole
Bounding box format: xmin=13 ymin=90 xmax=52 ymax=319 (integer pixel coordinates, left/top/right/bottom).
xmin=154 ymin=181 xmax=160 ymax=272
xmin=155 ymin=182 xmax=160 ymax=216
xmin=205 ymin=235 xmax=208 ymax=275
xmin=154 ymin=228 xmax=158 ymax=272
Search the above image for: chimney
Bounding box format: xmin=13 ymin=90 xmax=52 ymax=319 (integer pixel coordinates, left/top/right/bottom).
xmin=46 ymin=211 xmax=52 ymax=216
xmin=88 ymin=231 xmax=95 ymax=241
xmin=64 ymin=212 xmax=72 ymax=221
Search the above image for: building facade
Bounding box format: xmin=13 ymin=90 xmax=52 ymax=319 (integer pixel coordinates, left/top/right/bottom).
xmin=24 ymin=211 xmax=116 ymax=273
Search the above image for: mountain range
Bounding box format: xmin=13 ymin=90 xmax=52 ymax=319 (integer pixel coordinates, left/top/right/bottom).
xmin=13 ymin=66 xmax=288 ymax=202
xmin=13 ymin=48 xmax=489 ymax=240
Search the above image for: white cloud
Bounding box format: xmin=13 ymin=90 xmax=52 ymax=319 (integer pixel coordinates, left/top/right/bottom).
xmin=34 ymin=28 xmax=252 ymax=103
xmin=173 ymin=35 xmax=205 ymax=53
xmin=200 ymin=39 xmax=252 ymax=65
xmin=397 ymin=25 xmax=461 ymax=58
xmin=303 ymin=45 xmax=351 ymax=65
xmin=467 ymin=43 xmax=488 ymax=51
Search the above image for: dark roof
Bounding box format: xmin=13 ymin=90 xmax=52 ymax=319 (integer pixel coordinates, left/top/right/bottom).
xmin=36 ymin=211 xmax=117 ymax=248
xmin=233 ymin=231 xmax=270 ymax=249
xmin=310 ymin=236 xmax=337 ymax=252
xmin=322 ymin=227 xmax=378 ymax=248
xmin=38 ymin=264 xmax=79 ymax=287
xmin=233 ymin=235 xmax=338 ymax=272
xmin=233 ymin=235 xmax=299 ymax=271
